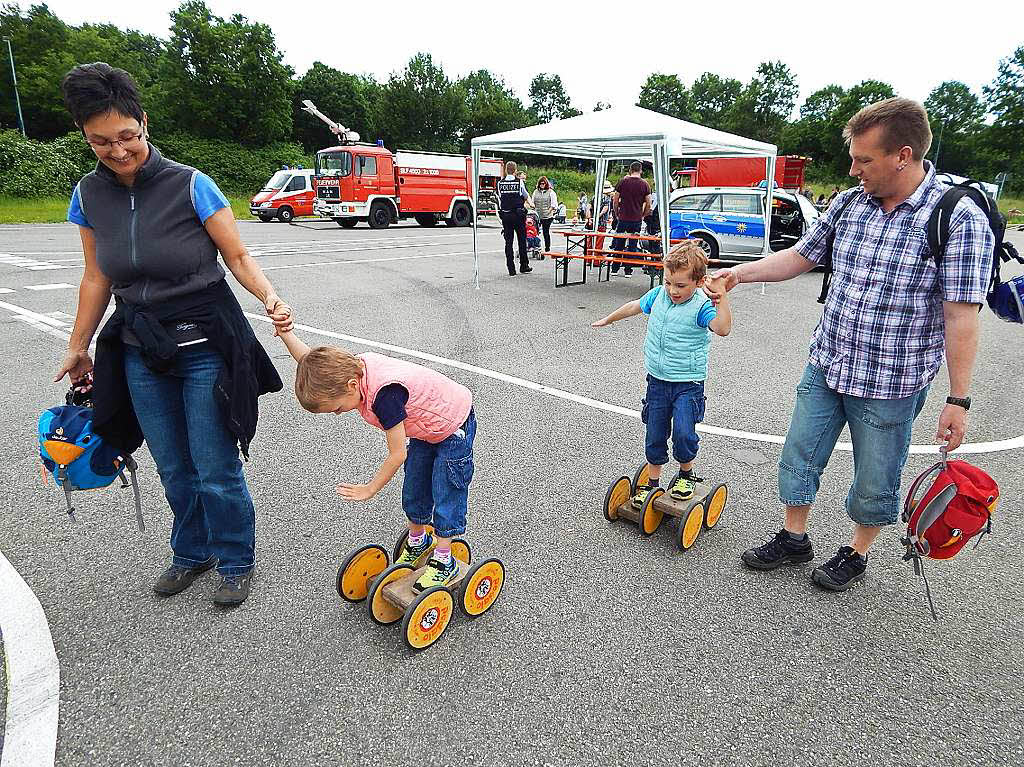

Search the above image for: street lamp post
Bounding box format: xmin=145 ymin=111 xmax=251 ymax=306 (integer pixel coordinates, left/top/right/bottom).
xmin=2 ymin=36 xmax=26 ymax=137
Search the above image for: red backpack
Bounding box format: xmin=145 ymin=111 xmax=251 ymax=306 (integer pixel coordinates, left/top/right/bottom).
xmin=901 ymin=456 xmax=999 ymax=619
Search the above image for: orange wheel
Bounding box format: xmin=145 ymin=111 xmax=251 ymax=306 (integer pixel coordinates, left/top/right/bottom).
xmin=632 ymin=463 xmax=650 ymax=493
xmin=603 ymin=476 xmax=631 ymax=522
xmin=402 ymin=586 xmax=454 ymax=651
xmin=336 ymin=543 xmax=389 ymax=602
xmin=367 ymin=563 xmax=414 ymax=625
xmin=677 ymin=501 xmax=705 ymax=551
xmin=460 ymin=558 xmax=505 ymax=618
xmin=705 ymin=483 xmax=728 ymax=529
xmin=640 ymin=488 xmax=666 ymax=536
xmin=451 ymin=538 xmax=472 ymax=566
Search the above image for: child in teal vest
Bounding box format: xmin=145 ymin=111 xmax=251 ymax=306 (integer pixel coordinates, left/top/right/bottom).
xmin=593 ymin=241 xmax=733 ymax=506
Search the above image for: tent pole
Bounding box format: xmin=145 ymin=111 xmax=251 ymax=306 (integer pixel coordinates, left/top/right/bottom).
xmin=763 ymin=153 xmax=776 ymax=258
xmin=656 ymin=141 xmax=671 ymax=258
xmin=592 ymin=156 xmax=606 ymax=240
xmin=472 ymin=146 xmax=481 ymax=289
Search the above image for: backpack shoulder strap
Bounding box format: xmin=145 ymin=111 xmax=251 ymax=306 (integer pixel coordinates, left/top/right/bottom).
xmin=926 ymin=183 xmax=994 ymax=266
xmin=816 ymin=191 xmax=860 ymax=305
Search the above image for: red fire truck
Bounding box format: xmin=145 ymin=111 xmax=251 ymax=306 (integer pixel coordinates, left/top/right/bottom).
xmin=673 ymin=156 xmax=809 ymax=191
xmin=302 ymin=100 xmax=502 ymax=229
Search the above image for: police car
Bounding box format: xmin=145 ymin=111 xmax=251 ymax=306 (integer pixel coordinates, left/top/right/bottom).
xmin=668 ymin=185 xmax=820 ymax=260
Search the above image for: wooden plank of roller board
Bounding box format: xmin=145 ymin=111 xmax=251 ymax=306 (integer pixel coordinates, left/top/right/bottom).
xmin=381 ymin=557 xmax=471 ymax=611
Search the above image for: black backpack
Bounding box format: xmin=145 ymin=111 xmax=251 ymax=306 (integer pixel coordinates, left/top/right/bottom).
xmin=818 ymin=181 xmax=1022 ymax=311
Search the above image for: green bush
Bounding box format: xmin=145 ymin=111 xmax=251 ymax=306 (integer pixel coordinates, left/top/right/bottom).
xmin=0 ymin=130 xmax=87 ymax=197
xmin=0 ymin=129 xmax=314 ymax=198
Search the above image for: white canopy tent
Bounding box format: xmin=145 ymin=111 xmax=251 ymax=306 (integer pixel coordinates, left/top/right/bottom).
xmin=470 ymin=106 xmax=778 ymax=287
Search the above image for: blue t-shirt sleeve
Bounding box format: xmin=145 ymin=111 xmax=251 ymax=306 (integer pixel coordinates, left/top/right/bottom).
xmin=371 ymin=384 xmax=409 ymax=430
xmin=696 ymin=299 xmax=717 ymax=329
xmin=67 ymin=184 xmax=91 ymax=228
xmin=191 ymin=171 xmax=230 ymax=223
xmin=639 ymin=286 xmax=661 ymax=315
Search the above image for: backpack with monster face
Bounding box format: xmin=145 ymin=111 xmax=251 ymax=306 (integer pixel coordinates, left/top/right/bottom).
xmin=901 ymin=457 xmax=998 ymax=619
xmin=38 ymin=386 xmax=143 ymax=530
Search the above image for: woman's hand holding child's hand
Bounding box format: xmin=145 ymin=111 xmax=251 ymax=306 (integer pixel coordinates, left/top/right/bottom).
xmin=337 ymin=483 xmax=376 ymax=502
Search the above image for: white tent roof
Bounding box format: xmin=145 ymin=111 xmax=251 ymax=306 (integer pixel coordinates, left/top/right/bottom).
xmin=471 ymin=105 xmax=776 ymax=159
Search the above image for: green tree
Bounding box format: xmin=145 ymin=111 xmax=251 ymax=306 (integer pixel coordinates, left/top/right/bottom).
xmin=528 ymin=73 xmax=577 ymax=122
xmin=800 ymin=84 xmax=845 ymax=121
xmin=161 ymin=0 xmax=294 ymax=146
xmin=292 ymin=62 xmax=375 ymax=153
xmin=981 ymin=46 xmax=1024 ymax=190
xmin=725 ymin=61 xmax=797 ymax=144
xmin=594 ymin=101 xmax=611 ymax=111
xmin=780 ymin=85 xmax=846 ymax=160
xmin=458 ymin=69 xmax=529 ymax=150
xmin=690 ymin=72 xmax=742 ymax=129
xmin=637 ymin=73 xmax=690 ymax=120
xmin=924 ymin=81 xmax=984 ymax=174
xmin=823 ymin=79 xmax=897 ymax=175
xmin=377 ymin=52 xmax=466 ymax=152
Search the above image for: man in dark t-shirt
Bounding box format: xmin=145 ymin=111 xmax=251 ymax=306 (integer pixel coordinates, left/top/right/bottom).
xmin=611 ymin=161 xmax=652 ymax=276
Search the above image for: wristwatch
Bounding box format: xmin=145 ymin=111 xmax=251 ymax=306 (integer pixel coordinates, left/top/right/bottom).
xmin=946 ymin=396 xmax=971 ymax=411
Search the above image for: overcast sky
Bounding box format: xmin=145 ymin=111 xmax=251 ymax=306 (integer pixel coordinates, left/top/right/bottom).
xmin=35 ymin=0 xmax=1021 ymax=119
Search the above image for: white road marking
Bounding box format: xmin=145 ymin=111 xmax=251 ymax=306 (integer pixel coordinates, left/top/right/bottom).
xmin=249 ymin=315 xmax=1024 ymax=456
xmin=0 ymin=287 xmax=13 ymax=294
xmin=0 ymin=550 xmax=60 ymax=767
xmin=24 ymin=283 xmax=75 ymax=291
xmin=0 ymin=254 xmax=71 ymax=271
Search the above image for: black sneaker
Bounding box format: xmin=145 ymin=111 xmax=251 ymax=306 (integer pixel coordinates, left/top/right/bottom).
xmin=153 ymin=556 xmax=217 ymax=596
xmin=741 ymin=529 xmax=814 ymax=570
xmin=520 ymin=264 xmax=533 ymax=273
xmin=212 ymin=571 xmax=254 ymax=606
xmin=811 ymin=546 xmax=867 ymax=591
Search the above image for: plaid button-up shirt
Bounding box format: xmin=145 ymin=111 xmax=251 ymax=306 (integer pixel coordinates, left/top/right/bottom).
xmin=795 ymin=163 xmax=993 ymax=399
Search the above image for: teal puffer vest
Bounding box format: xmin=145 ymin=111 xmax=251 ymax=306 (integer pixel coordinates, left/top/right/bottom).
xmin=644 ymin=288 xmax=712 ymax=382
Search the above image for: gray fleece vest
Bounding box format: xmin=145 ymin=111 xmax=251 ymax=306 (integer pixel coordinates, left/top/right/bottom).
xmin=76 ymin=144 xmax=225 ymax=306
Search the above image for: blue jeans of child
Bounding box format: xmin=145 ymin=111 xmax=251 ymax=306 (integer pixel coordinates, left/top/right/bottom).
xmin=401 ymin=410 xmax=476 ymax=538
xmin=778 ymin=364 xmax=930 ymax=526
xmin=124 ymin=345 xmax=256 ymax=575
xmin=642 ymin=376 xmax=706 ymax=467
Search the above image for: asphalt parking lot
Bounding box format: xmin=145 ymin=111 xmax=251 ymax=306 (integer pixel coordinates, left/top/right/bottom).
xmin=1 ymin=218 xmax=1022 ymax=767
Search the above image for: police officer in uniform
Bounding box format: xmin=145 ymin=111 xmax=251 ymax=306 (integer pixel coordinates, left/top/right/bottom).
xmin=497 ymin=161 xmax=532 ymax=275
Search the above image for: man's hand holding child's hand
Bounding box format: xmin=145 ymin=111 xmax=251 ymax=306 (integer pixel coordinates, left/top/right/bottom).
xmin=337 ymin=483 xmax=376 ymax=502
xmin=704 ymin=275 xmax=728 ymax=305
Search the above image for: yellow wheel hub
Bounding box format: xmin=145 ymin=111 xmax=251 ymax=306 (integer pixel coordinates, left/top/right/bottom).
xmin=641 ymin=489 xmax=665 ymax=535
xmin=706 ymin=484 xmax=728 ymax=529
xmin=681 ymin=502 xmax=705 ymax=550
xmin=368 ymin=564 xmax=412 ymax=625
xmin=404 ymin=588 xmax=454 ymax=650
xmin=337 ymin=544 xmax=388 ymax=602
xmin=604 ymin=476 xmax=631 ymax=521
xmin=462 ymin=560 xmax=505 ymax=617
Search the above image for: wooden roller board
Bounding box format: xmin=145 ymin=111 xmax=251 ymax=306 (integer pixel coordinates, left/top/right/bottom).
xmin=381 ymin=557 xmax=471 ymax=611
xmin=615 ymin=481 xmax=715 ymax=523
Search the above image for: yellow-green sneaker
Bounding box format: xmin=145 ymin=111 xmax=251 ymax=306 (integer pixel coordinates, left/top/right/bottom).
xmin=396 ymin=532 xmax=434 ymax=566
xmin=631 ymin=484 xmax=656 ymax=509
xmin=412 ymin=556 xmax=461 ymax=593
xmin=669 ymin=474 xmax=697 ymax=501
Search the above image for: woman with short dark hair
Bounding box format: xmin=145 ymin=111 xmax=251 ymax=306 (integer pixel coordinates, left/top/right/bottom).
xmin=55 ymin=62 xmax=291 ymax=606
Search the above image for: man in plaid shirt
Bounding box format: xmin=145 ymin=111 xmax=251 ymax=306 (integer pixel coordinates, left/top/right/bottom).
xmin=714 ymin=97 xmax=993 ymax=591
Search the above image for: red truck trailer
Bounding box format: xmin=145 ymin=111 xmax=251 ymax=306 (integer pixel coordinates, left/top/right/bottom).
xmin=673 ymin=156 xmax=809 ymax=191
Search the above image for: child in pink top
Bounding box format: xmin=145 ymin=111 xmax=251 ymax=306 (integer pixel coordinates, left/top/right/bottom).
xmin=281 ymin=330 xmax=476 ymax=592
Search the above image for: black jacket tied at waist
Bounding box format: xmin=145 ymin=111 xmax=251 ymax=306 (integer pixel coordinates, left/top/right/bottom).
xmin=92 ymin=279 xmax=283 ymax=459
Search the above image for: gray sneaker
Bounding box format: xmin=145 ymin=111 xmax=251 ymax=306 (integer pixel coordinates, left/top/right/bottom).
xmin=153 ymin=556 xmax=217 ymax=596
xmin=212 ymin=571 xmax=254 ymax=606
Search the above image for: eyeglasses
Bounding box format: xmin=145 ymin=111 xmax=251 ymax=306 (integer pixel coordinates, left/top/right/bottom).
xmin=85 ymin=131 xmax=145 ymax=152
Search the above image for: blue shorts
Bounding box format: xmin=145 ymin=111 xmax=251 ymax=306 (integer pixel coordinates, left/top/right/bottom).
xmin=641 ymin=375 xmax=706 ymax=466
xmin=401 ymin=410 xmax=476 ymax=538
xmin=778 ymin=364 xmax=929 ymax=526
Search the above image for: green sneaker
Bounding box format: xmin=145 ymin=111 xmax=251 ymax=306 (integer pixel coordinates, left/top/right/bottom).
xmin=631 ymin=484 xmax=656 ymax=509
xmin=669 ymin=474 xmax=698 ymax=501
xmin=413 ymin=556 xmax=461 ymax=593
xmin=396 ymin=532 xmax=434 ymax=566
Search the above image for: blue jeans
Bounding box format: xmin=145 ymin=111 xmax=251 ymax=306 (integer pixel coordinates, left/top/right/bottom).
xmin=124 ymin=345 xmax=256 ymax=575
xmin=401 ymin=411 xmax=476 ymax=538
xmin=642 ymin=376 xmax=706 ymax=466
xmin=779 ymin=364 xmax=930 ymax=526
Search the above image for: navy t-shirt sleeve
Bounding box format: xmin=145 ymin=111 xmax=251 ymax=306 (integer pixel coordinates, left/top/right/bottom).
xmin=371 ymin=384 xmax=409 ymax=430
xmin=191 ymin=171 xmax=230 ymax=223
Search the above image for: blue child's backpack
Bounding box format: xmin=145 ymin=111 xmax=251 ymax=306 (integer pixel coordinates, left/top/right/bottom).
xmin=38 ymin=385 xmax=144 ymax=530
